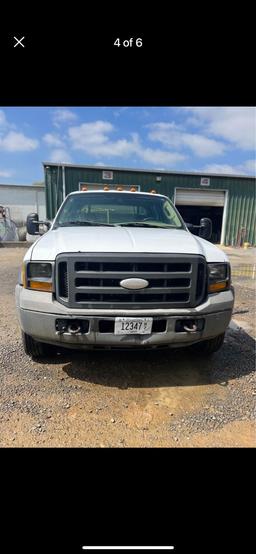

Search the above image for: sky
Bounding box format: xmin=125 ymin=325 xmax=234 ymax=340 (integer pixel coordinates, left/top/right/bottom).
xmin=0 ymin=107 xmax=255 ymax=184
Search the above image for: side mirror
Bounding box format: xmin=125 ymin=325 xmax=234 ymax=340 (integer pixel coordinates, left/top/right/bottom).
xmin=26 ymin=213 xmax=51 ymax=235
xmin=27 ymin=213 xmax=39 ymax=235
xmin=199 ymin=217 xmax=212 ymax=240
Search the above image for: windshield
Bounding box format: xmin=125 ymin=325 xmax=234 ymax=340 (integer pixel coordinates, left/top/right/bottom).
xmin=54 ymin=193 xmax=184 ymax=229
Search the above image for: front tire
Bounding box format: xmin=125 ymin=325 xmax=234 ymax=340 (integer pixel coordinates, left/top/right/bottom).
xmin=193 ymin=333 xmax=225 ymax=355
xmin=22 ymin=331 xmax=56 ymax=359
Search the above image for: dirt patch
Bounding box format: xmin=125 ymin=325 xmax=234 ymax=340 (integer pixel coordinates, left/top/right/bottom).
xmin=185 ymin=420 xmax=255 ymax=448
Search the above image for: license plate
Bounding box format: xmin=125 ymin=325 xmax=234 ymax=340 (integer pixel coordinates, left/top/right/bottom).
xmin=114 ymin=317 xmax=153 ymax=335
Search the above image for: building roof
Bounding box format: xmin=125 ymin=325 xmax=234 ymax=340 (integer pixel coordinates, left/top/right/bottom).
xmin=42 ymin=162 xmax=255 ymax=180
xmin=0 ymin=183 xmax=45 ymax=189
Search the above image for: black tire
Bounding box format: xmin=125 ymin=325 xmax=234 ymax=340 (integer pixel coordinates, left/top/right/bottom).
xmin=22 ymin=331 xmax=56 ymax=359
xmin=193 ymin=333 xmax=225 ymax=355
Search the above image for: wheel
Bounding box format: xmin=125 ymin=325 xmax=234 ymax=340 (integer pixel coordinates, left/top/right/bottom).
xmin=193 ymin=333 xmax=225 ymax=355
xmin=22 ymin=331 xmax=56 ymax=359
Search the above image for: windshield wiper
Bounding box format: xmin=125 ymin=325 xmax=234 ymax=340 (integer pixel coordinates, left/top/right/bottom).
xmin=118 ymin=222 xmax=175 ymax=228
xmin=58 ymin=221 xmax=177 ymax=229
xmin=58 ymin=221 xmax=116 ymax=227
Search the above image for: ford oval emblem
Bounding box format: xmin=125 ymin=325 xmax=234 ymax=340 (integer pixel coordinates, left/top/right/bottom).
xmin=120 ymin=278 xmax=149 ymax=290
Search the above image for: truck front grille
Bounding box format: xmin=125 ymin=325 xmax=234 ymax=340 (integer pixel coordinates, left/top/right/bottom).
xmin=56 ymin=253 xmax=207 ymax=309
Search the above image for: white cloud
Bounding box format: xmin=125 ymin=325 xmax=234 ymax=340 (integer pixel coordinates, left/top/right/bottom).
xmin=49 ymin=149 xmax=72 ymax=163
xmin=113 ymin=107 xmax=130 ymax=117
xmin=147 ymin=122 xmax=226 ymax=157
xmin=69 ymin=121 xmax=114 ymax=148
xmin=0 ymin=110 xmax=8 ymax=128
xmin=68 ymin=121 xmax=186 ymax=166
xmin=43 ymin=133 xmax=64 ymax=147
xmin=184 ymin=107 xmax=256 ymax=150
xmin=0 ymin=109 xmax=16 ymax=131
xmin=0 ymin=131 xmax=39 ymax=152
xmin=94 ymin=161 xmax=106 ymax=166
xmin=0 ymin=169 xmax=13 ymax=178
xmin=68 ymin=121 xmax=139 ymax=157
xmin=242 ymin=159 xmax=256 ymax=173
xmin=184 ymin=134 xmax=226 ymax=157
xmin=52 ymin=109 xmax=78 ymax=127
xmin=138 ymin=147 xmax=186 ymax=165
xmin=201 ymin=159 xmax=256 ymax=176
xmin=202 ymin=164 xmax=245 ymax=175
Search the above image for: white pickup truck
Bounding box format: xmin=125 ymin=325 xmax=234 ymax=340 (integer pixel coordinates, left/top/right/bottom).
xmin=16 ymin=190 xmax=234 ymax=359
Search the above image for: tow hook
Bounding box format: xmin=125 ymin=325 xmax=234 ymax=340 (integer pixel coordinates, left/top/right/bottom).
xmin=67 ymin=323 xmax=81 ymax=334
xmin=183 ymin=322 xmax=198 ymax=333
xmin=175 ymin=318 xmax=205 ymax=333
xmin=55 ymin=319 xmax=89 ymax=335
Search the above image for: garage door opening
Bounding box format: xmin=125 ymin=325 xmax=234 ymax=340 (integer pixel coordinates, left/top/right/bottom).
xmin=175 ymin=188 xmax=226 ymax=244
xmin=177 ymin=205 xmax=224 ymax=243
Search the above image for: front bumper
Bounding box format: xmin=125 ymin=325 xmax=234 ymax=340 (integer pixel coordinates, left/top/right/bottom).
xmin=16 ymin=285 xmax=234 ymax=350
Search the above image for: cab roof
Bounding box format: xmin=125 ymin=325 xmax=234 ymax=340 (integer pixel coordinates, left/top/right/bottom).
xmin=67 ymin=190 xmax=167 ymax=199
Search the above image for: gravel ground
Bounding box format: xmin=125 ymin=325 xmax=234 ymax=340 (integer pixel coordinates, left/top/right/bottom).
xmin=0 ymin=247 xmax=255 ymax=447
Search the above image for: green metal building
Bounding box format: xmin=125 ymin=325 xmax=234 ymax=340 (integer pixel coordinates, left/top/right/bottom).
xmin=43 ymin=163 xmax=256 ymax=246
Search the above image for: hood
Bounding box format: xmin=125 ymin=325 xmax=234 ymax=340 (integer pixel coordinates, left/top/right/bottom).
xmin=27 ymin=226 xmax=228 ymax=263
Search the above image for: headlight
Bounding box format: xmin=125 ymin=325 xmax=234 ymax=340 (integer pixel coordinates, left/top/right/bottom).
xmin=23 ymin=262 xmax=53 ymax=292
xmin=208 ymin=263 xmax=230 ymax=293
